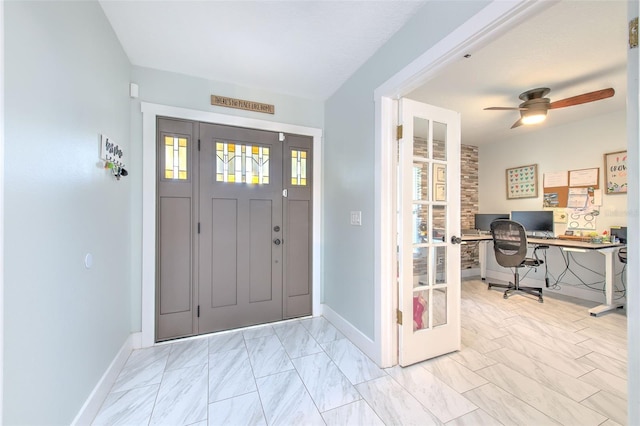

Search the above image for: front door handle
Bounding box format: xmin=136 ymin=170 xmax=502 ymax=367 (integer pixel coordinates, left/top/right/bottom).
xmin=274 ymin=238 xmax=281 ymax=246
xmin=451 ymin=236 xmax=462 ymax=244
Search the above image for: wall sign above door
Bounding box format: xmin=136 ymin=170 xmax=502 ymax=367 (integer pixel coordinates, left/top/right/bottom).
xmin=211 ymin=95 xmax=275 ymax=114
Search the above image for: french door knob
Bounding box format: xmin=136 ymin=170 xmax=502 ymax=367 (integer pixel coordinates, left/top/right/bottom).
xmin=274 ymin=238 xmax=281 ymax=245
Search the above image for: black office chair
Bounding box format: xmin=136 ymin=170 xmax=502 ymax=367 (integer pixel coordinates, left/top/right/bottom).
xmin=618 ymin=247 xmax=627 ymax=263
xmin=488 ymin=219 xmax=544 ymax=303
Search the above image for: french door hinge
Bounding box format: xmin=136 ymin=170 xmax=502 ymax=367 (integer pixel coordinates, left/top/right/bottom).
xmin=198 ymin=139 xmax=201 ymax=151
xmin=198 ymin=222 xmax=201 ymax=234
xmin=396 ymin=125 xmax=403 ymax=140
xmin=396 ymin=309 xmax=403 ymax=325
xmin=630 ymin=17 xmax=638 ymax=49
xmin=197 ymin=305 xmax=200 ymax=317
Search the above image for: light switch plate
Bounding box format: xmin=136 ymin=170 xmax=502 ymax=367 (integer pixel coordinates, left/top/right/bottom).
xmin=350 ymin=211 xmax=362 ymax=226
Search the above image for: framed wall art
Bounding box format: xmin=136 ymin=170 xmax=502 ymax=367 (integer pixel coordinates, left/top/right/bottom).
xmin=604 ymin=150 xmax=627 ymax=194
xmin=506 ymin=164 xmax=538 ymax=199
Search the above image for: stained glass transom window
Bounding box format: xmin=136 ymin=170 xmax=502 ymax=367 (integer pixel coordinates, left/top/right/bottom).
xmin=291 ymin=149 xmax=307 ymax=186
xmin=165 ymin=136 xmax=188 ymax=180
xmin=216 ymin=142 xmax=270 ymax=184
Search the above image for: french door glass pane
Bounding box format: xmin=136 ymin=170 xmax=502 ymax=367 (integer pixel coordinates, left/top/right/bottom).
xmin=413 ymin=289 xmax=429 ymax=331
xmin=433 ymin=121 xmax=447 ymax=161
xmin=434 ymin=246 xmax=447 ymax=284
xmin=412 ymin=248 xmax=428 ymax=288
xmin=412 ymin=162 xmax=429 ymax=201
xmin=432 ymin=205 xmax=446 ymax=243
xmin=413 ymin=117 xmax=429 ymax=158
xmin=432 ymin=287 xmax=447 ymax=327
xmin=412 ymin=204 xmax=429 ymax=244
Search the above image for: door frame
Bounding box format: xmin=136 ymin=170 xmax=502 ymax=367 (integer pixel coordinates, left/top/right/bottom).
xmin=373 ymin=1 xmax=556 ymax=367
xmin=140 ymin=103 xmax=323 ymax=347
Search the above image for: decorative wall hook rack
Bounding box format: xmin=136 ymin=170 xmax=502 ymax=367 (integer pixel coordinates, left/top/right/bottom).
xmin=104 ymin=161 xmax=128 ymax=180
xmin=101 ymin=134 xmax=128 ymax=181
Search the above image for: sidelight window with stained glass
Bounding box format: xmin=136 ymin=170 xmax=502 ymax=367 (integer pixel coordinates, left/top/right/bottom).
xmin=291 ymin=149 xmax=308 ymax=186
xmin=216 ymin=142 xmax=270 ymax=184
xmin=164 ymin=136 xmax=188 ymax=180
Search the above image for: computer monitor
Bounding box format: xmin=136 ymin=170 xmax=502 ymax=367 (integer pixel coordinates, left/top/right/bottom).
xmin=511 ymin=210 xmax=554 ymax=235
xmin=474 ymin=213 xmax=509 ymax=232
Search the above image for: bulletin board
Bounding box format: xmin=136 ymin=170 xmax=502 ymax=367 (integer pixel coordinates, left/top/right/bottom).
xmin=543 ymin=168 xmax=599 ymax=208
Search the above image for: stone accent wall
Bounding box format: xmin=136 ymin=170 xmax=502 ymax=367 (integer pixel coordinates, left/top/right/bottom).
xmin=461 ymin=144 xmax=479 ymax=269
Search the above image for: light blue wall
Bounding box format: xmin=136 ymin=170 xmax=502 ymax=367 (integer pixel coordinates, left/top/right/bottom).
xmin=127 ymin=66 xmax=324 ymax=331
xmin=131 ymin=66 xmax=324 ymax=128
xmin=4 ymin=2 xmax=132 ymax=424
xmin=324 ymin=1 xmax=490 ymax=339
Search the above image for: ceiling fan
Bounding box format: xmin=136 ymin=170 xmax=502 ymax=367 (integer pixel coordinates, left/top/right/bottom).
xmin=484 ymin=87 xmax=615 ymax=129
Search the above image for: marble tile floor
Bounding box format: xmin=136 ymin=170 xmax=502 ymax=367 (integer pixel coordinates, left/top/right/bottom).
xmin=93 ymin=279 xmax=628 ymax=425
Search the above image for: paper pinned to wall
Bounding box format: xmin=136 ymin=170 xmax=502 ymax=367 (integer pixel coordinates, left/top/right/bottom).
xmin=567 ymin=188 xmax=589 ymax=208
xmin=553 ymin=209 xmax=568 ymax=223
xmin=569 ymin=168 xmax=598 ymax=187
xmin=592 ymin=189 xmax=603 ymax=206
xmin=544 ymin=171 xmax=568 ymax=187
xmin=567 ymin=208 xmax=598 ymax=230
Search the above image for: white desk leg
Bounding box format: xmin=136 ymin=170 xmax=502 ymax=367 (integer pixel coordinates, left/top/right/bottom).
xmin=588 ymin=248 xmax=624 ymax=316
xmin=479 ymin=241 xmax=488 ymax=280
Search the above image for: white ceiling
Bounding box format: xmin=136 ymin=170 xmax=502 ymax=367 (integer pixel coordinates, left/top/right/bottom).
xmin=408 ymin=0 xmax=627 ymax=146
xmin=99 ymin=0 xmax=427 ymax=100
xmin=100 ymin=1 xmax=627 ymax=146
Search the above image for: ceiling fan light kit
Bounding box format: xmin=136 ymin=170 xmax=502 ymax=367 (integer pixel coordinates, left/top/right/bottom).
xmin=521 ymin=110 xmax=547 ymax=125
xmin=485 ymin=87 xmax=615 ymax=129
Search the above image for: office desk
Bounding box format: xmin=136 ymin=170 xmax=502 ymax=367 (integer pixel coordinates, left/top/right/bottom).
xmin=461 ymin=234 xmax=492 ymax=280
xmin=462 ymin=235 xmax=624 ymax=316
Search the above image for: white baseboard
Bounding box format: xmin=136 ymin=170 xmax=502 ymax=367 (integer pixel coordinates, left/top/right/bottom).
xmin=321 ymin=304 xmax=379 ymax=365
xmin=461 ymin=268 xmax=480 ymax=278
xmin=71 ymin=332 xmax=141 ymax=425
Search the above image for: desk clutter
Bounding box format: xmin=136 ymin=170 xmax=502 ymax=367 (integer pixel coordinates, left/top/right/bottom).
xmin=474 ymin=213 xmax=627 ymax=244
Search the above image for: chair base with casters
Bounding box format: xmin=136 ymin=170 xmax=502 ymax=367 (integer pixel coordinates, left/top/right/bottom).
xmin=487 ymin=260 xmax=544 ymax=303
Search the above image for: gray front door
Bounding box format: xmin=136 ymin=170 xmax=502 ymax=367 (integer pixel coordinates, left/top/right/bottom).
xmin=198 ymin=123 xmax=284 ymax=334
xmin=156 ymin=119 xmax=313 ymax=341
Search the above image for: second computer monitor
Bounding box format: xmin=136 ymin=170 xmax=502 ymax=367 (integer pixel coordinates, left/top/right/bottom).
xmin=511 ymin=210 xmax=554 ymax=235
xmin=474 ymin=213 xmax=509 ymax=232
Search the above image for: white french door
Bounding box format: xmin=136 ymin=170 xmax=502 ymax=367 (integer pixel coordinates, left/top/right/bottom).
xmin=398 ymin=98 xmax=461 ymax=366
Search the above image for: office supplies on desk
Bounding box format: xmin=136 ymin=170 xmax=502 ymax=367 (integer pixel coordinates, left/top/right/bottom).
xmin=611 ymin=226 xmax=627 ymax=244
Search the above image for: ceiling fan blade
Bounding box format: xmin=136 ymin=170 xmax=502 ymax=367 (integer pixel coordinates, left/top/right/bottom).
xmin=484 ymin=106 xmax=528 ymax=111
xmin=511 ymin=118 xmax=523 ymax=129
xmin=549 ymin=88 xmax=615 ymax=109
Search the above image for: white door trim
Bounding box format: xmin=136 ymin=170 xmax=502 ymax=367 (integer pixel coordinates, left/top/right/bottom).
xmin=373 ymin=0 xmax=555 ymax=367
xmin=0 ymin=1 xmax=5 ymax=420
xmin=140 ymin=103 xmax=323 ymax=347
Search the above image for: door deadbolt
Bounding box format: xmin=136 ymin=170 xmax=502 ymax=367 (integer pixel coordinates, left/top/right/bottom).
xmin=274 ymin=226 xmax=280 ymax=232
